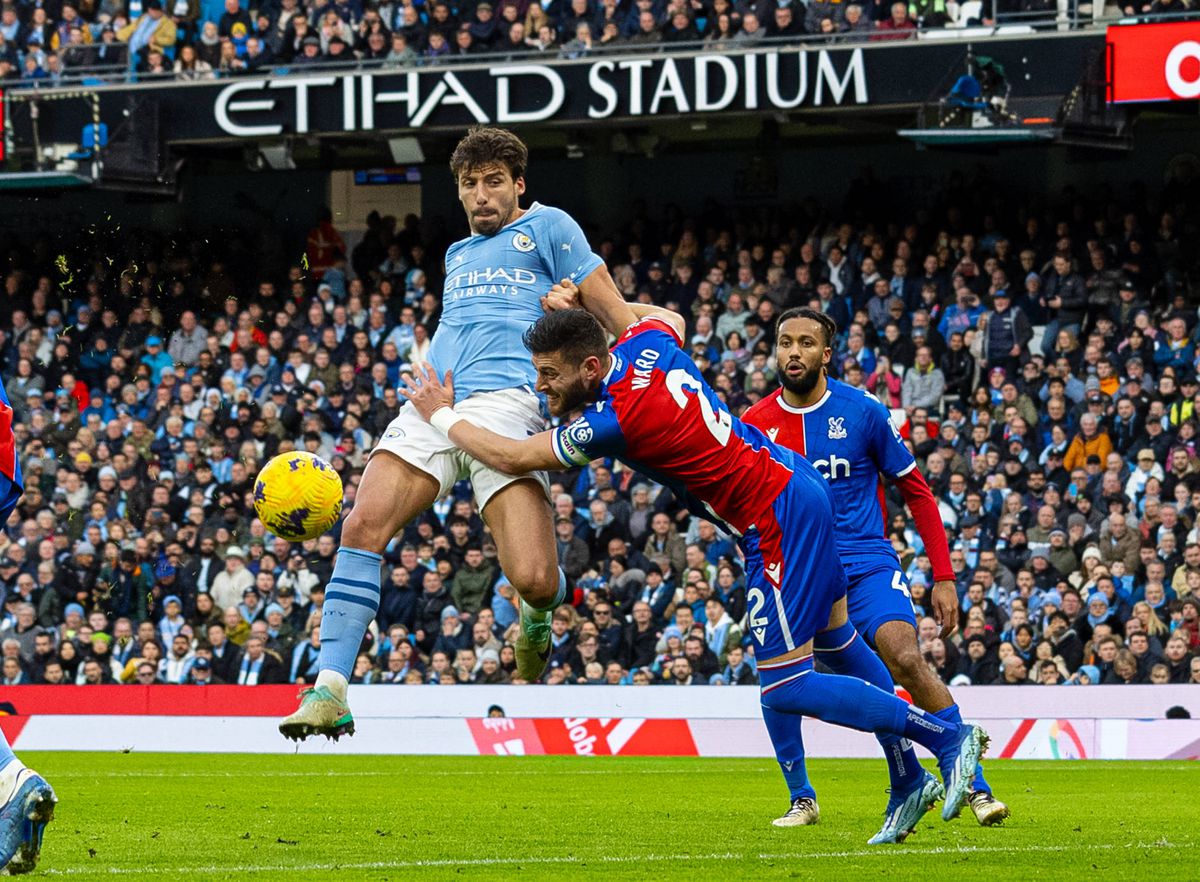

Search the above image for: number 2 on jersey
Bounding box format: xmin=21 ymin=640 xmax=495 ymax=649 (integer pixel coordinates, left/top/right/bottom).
xmin=665 ymin=368 xmax=732 ymax=446
xmin=747 ymin=586 xmax=769 ymax=644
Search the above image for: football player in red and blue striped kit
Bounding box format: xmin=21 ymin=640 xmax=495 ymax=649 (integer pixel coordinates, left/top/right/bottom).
xmin=742 ymin=308 xmax=1008 ymax=837
xmin=402 ymin=292 xmax=988 ymax=841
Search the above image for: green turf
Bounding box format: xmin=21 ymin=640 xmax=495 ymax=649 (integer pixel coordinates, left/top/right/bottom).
xmin=19 ymin=753 xmax=1196 ymax=881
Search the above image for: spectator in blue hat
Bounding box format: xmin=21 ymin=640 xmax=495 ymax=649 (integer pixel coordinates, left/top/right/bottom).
xmin=157 ymin=594 xmax=187 ymax=644
xmin=184 ymin=655 xmax=216 ymax=684
xmin=140 ymin=336 xmax=173 ymax=380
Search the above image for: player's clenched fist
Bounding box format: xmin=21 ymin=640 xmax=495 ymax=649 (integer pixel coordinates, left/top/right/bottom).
xmin=540 ymin=278 xmax=580 ymax=313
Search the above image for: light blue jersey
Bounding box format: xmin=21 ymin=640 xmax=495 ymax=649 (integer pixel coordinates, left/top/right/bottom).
xmin=429 ymin=202 xmax=604 ymax=403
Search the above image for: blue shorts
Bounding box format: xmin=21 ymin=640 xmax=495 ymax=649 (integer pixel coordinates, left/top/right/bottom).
xmin=740 ymin=465 xmax=848 ymax=661
xmin=842 ymin=550 xmax=918 ymax=646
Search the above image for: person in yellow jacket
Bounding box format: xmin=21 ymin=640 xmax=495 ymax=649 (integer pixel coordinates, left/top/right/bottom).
xmin=1063 ymin=412 xmax=1114 ymax=473
xmin=117 ymin=0 xmax=177 ymax=57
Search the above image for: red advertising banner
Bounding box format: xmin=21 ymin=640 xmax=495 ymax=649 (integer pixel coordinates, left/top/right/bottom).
xmin=1107 ymin=22 xmax=1200 ymax=103
xmin=532 ymin=718 xmax=698 ymax=757
xmin=467 ymin=717 xmax=548 ymax=756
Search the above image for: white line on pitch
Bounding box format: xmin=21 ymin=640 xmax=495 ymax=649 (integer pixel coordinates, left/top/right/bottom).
xmin=43 ymin=767 xmax=756 ymax=779
xmin=37 ymin=841 xmax=1191 ymax=876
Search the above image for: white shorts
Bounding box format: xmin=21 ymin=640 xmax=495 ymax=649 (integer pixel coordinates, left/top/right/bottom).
xmin=372 ymin=387 xmax=551 ymax=510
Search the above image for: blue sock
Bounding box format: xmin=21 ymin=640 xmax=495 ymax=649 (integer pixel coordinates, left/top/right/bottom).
xmin=759 ymin=656 xmax=960 ymax=758
xmin=0 ymin=728 xmax=15 ymax=774
xmin=761 ymin=705 xmax=815 ymax=801
xmin=318 ymin=547 xmax=383 ymax=679
xmin=815 ymin=622 xmax=923 ymax=794
xmin=934 ymin=703 xmax=990 ymax=793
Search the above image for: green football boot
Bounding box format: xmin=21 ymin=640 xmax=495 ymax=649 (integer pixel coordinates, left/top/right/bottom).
xmin=278 ymin=686 xmax=355 ymax=742
xmin=514 ymin=599 xmax=552 ymax=682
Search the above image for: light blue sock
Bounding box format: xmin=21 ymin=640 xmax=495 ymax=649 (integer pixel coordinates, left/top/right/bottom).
xmin=317 ymin=547 xmax=383 ymax=679
xmin=815 ymin=622 xmax=924 ymax=794
xmin=0 ymin=728 xmax=15 ymax=774
xmin=934 ymin=703 xmax=990 ymax=793
xmin=761 ymin=705 xmax=815 ymax=801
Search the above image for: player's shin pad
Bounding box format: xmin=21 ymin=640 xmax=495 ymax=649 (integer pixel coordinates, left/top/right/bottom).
xmin=317 ymin=547 xmax=383 ymax=679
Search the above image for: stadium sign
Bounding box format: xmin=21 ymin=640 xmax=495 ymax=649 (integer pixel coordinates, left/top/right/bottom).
xmin=212 ymin=47 xmax=867 ymax=138
xmin=5 ymin=33 xmax=1101 ymax=146
xmin=1107 ymin=21 xmax=1200 ymax=103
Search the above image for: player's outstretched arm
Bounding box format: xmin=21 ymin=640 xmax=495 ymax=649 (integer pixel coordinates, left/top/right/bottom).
xmin=400 ymin=363 xmax=562 ymax=475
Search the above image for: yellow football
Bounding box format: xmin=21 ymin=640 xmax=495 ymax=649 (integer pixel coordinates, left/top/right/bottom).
xmin=253 ymin=451 xmax=344 ymax=541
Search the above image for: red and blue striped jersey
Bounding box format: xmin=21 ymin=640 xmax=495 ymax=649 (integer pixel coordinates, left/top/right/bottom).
xmin=0 ymin=376 xmax=23 ymax=521
xmin=742 ymin=379 xmax=915 ymax=557
xmin=550 ymin=318 xmax=797 ymax=536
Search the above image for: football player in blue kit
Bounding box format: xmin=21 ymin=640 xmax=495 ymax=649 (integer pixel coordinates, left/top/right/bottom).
xmin=744 ymin=308 xmax=1008 ymax=841
xmin=400 ymin=293 xmax=989 ymax=841
xmin=280 ymin=126 xmax=634 ymax=739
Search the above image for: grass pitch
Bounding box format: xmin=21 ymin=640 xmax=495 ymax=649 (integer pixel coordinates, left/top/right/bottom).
xmin=24 ymin=753 xmax=1195 ymax=881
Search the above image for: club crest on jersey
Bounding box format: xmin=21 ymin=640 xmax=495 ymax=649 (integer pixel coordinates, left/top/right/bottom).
xmin=828 ymin=417 xmax=847 ymax=440
xmin=512 ymin=232 xmax=536 ymax=253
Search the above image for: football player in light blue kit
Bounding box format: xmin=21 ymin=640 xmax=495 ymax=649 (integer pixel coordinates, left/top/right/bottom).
xmin=281 ymin=126 xmax=634 ymax=739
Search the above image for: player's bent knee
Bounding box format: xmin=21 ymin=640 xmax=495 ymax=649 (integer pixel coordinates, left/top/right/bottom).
xmin=338 ymin=508 xmax=391 ymax=555
xmin=507 ymin=565 xmax=559 ymax=608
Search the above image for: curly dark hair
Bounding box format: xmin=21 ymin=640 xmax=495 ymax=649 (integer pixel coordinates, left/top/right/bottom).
xmin=522 ymin=309 xmax=608 ymax=364
xmin=776 ymin=307 xmax=837 ymax=348
xmin=449 ymin=126 xmax=529 ymax=181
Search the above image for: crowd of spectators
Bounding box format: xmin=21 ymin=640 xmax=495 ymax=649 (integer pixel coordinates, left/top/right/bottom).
xmin=1 ymin=171 xmax=1200 ymax=692
xmin=0 ymin=0 xmax=1104 ymax=86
